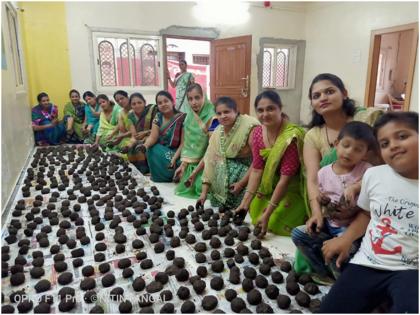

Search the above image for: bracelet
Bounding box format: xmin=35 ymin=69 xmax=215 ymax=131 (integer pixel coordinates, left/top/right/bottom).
xmin=269 ymin=201 xmax=279 ymax=208
xmin=245 ymin=189 xmax=256 ymax=196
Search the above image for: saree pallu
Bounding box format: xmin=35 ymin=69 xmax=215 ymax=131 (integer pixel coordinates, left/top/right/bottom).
xmin=203 ymin=114 xmax=260 ymax=208
xmin=32 ymin=104 xmax=65 ymax=145
xmin=64 ymin=102 xmax=86 ymax=142
xmin=96 ymin=104 xmax=125 ymax=155
xmin=175 ymin=98 xmax=215 ymax=198
xmin=147 ymin=112 xmax=186 ymax=182
xmin=175 ymin=72 xmax=193 ymax=112
xmin=127 ymin=104 xmax=158 ymax=174
xmin=249 ymin=123 xmax=309 ymax=236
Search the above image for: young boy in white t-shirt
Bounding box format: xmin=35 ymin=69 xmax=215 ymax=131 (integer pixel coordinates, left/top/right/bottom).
xmin=320 ymin=112 xmax=418 ymax=313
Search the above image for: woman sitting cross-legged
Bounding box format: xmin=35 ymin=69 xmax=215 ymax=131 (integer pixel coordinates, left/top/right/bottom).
xmin=174 ymin=83 xmax=218 ymax=199
xmin=63 ymin=89 xmax=87 ymax=143
xmin=112 ymin=90 xmax=132 ymax=149
xmin=122 ymin=93 xmax=157 ymax=174
xmin=234 ymin=90 xmax=309 ymax=239
xmin=197 ymin=96 xmax=259 ymax=209
xmin=32 ymin=92 xmax=66 ymax=146
xmin=137 ymin=91 xmax=186 ymax=182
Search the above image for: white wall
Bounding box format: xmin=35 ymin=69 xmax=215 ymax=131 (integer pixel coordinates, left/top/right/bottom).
xmin=1 ymin=3 xmax=33 ymax=212
xmin=300 ymin=2 xmax=419 ymax=123
xmin=65 ymin=2 xmax=306 ymax=113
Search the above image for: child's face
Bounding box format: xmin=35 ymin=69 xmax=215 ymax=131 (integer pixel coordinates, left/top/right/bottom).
xmin=377 ymin=121 xmax=418 ymax=178
xmin=335 ymin=136 xmax=369 ymax=168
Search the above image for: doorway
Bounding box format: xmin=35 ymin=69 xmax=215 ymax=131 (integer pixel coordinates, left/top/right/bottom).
xmin=164 ymin=36 xmax=211 ymax=103
xmin=365 ymin=23 xmax=418 ymax=111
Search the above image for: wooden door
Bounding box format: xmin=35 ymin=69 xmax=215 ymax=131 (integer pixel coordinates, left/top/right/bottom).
xmin=210 ymin=35 xmax=252 ymax=114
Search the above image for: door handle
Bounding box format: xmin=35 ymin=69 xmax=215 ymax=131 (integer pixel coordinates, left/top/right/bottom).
xmin=240 ymin=75 xmax=249 ymax=98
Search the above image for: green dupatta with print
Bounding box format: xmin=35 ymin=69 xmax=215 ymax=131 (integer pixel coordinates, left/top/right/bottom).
xmin=181 ymin=98 xmax=215 ymax=163
xmin=249 ymin=122 xmax=310 ymax=236
xmin=203 ymin=114 xmax=259 ymax=204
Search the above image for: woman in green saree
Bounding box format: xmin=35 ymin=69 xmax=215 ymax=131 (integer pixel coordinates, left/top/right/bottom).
xmin=235 ymin=90 xmax=309 ymax=238
xmin=112 ymin=90 xmax=132 ymax=149
xmin=174 ymin=83 xmax=217 ymax=199
xmin=167 ymin=59 xmax=195 ymax=112
xmin=93 ymin=94 xmax=123 ymax=153
xmin=123 ymin=92 xmax=157 ymax=174
xmin=197 ymin=96 xmax=259 ymax=209
xmin=141 ymin=91 xmax=186 ymax=182
xmin=291 ymin=73 xmax=383 ymax=280
xmin=63 ymin=89 xmax=87 ymax=143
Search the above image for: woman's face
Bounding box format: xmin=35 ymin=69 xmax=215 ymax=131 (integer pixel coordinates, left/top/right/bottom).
xmin=255 ymin=97 xmax=282 ymax=127
xmin=157 ymin=95 xmax=174 ymax=115
xmin=179 ymin=61 xmax=187 ymax=72
xmin=115 ymin=94 xmax=130 ymax=110
xmin=215 ymin=103 xmax=237 ymax=128
xmin=85 ymin=96 xmax=96 ymax=106
xmin=131 ymin=96 xmax=146 ymax=114
xmin=98 ymin=98 xmax=111 ymax=111
xmin=187 ymin=89 xmax=204 ymax=113
xmin=70 ymin=92 xmax=80 ymax=105
xmin=310 ymin=80 xmax=347 ymax=116
xmin=40 ymin=96 xmax=50 ymax=108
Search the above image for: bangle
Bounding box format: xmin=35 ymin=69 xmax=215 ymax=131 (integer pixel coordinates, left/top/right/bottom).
xmin=269 ymin=201 xmax=278 ymax=208
xmin=245 ymin=189 xmax=256 ymax=196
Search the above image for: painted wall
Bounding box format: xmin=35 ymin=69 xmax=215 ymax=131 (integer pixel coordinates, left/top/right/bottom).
xmin=65 ymin=2 xmax=306 ymax=114
xmin=19 ymin=1 xmax=72 ymax=118
xmin=1 ymin=3 xmax=33 ymax=212
xmin=300 ymin=2 xmax=418 ymax=123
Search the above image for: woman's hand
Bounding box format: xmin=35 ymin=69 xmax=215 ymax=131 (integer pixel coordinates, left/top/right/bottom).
xmin=196 ymin=192 xmax=207 ymax=209
xmin=184 ymin=171 xmax=197 ymax=188
xmin=229 ymin=181 xmax=244 ymax=195
xmin=135 ymin=131 xmax=150 ymax=141
xmin=322 ymin=236 xmax=353 ymax=269
xmin=305 ymin=212 xmax=324 ymax=235
xmin=168 ymin=156 xmax=177 ymax=169
xmin=255 ymin=210 xmax=271 ymax=239
xmin=111 ymin=135 xmax=123 ymax=146
xmin=173 ymin=163 xmax=186 ymax=183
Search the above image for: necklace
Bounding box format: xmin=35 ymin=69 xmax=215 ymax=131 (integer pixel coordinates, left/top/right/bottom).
xmin=325 ymin=126 xmax=335 ymax=148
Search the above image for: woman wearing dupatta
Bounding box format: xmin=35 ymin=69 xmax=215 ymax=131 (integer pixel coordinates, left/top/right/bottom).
xmin=32 ymin=92 xmax=66 ymax=145
xmin=197 ymin=96 xmax=259 ymax=209
xmin=140 ymin=91 xmax=186 ymax=182
xmin=63 ymin=89 xmax=87 ymax=143
xmin=83 ymin=91 xmax=101 ymax=144
xmin=112 ymin=90 xmax=132 ymax=149
xmin=174 ymin=83 xmax=217 ymax=199
xmin=93 ymin=94 xmax=123 ymax=153
xmin=167 ymin=59 xmax=195 ymax=112
xmin=235 ymin=90 xmax=309 ymax=238
xmin=291 ymin=73 xmax=384 ymax=278
xmin=122 ymin=92 xmax=157 ymax=174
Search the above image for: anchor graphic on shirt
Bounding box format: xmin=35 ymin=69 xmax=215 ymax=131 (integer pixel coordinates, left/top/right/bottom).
xmin=370 ymin=217 xmax=402 ymax=255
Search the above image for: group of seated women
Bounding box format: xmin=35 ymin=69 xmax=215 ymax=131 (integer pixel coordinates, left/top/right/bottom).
xmin=31 ymin=73 xmax=418 ymax=312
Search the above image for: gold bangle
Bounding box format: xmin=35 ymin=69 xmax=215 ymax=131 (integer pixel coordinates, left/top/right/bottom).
xmin=245 ymin=189 xmax=256 ymax=196
xmin=269 ymin=201 xmax=278 ymax=208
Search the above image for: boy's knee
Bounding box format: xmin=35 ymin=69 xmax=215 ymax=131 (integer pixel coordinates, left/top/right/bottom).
xmin=291 ymin=225 xmax=307 ymax=243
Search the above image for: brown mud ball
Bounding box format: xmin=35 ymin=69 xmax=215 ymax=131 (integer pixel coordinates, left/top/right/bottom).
xmin=177 ymin=286 xmax=190 ymax=300
xmin=304 ymin=282 xmax=320 ymax=295
xmin=10 ymin=272 xmax=25 ymax=286
xmin=118 ymin=258 xmax=131 ymax=269
xmin=234 ymin=254 xmax=244 ymax=264
xmin=80 ymin=277 xmax=96 ymax=291
xmin=225 ymin=289 xmax=237 ymax=302
xmin=119 ymin=300 xmax=132 ymax=314
xmin=84 ymin=290 xmax=97 ymax=304
xmin=57 ymin=272 xmax=73 ymax=285
xmin=160 ymin=290 xmax=173 ymax=302
xmin=236 ymin=244 xmax=249 ymax=256
xmin=173 ymin=257 xmax=185 ymax=268
xmin=202 ymin=295 xmax=218 ymax=311
xmin=248 ymin=252 xmax=259 ymax=265
xmin=170 ymin=237 xmax=180 ymax=248
xmin=210 ymin=237 xmax=222 ymax=249
xmin=211 ymin=260 xmax=224 ymax=273
xmin=295 ymin=291 xmax=311 ymax=307
xmin=101 ymin=274 xmax=116 ymax=287
xmin=122 ymin=267 xmax=133 ymax=278
xmin=271 ymin=271 xmax=284 ymax=284
xmin=229 ymin=267 xmax=241 ymax=285
xmin=140 ymin=259 xmax=153 ymax=269
xmin=277 ymin=294 xmax=291 ymax=309
xmin=17 ymin=300 xmax=34 ymax=313
xmin=211 ymin=250 xmax=221 ymax=261
xmin=192 ymin=279 xmax=206 ymax=294
xmin=194 ymin=242 xmax=207 ymax=252
xmin=256 ymin=302 xmax=274 ymax=313
xmin=286 ymin=282 xmax=300 ymax=295
xmin=280 ymin=260 xmax=292 ymax=272
xmin=181 ymin=300 xmax=195 ymax=314
xmin=230 ymin=297 xmax=246 ymax=313
xmin=197 ymin=266 xmax=208 ymax=278
xmin=34 ymin=279 xmax=51 ymax=293
xmin=146 ymin=281 xmax=163 ymax=293
xmin=54 ymin=261 xmax=68 ymax=272
xmin=82 ymin=265 xmax=95 ymax=277
xmin=247 ymin=289 xmax=262 ymax=305
xmin=309 ymin=298 xmax=321 ymax=313
xmin=98 ymin=263 xmax=110 ymax=274
xmin=166 ymin=250 xmax=175 ymax=261
xmin=210 ymin=276 xmax=224 ymax=291
xmin=73 ymin=258 xmax=83 ymax=268
xmin=255 ymin=274 xmax=269 ymax=288
xmin=176 ymin=268 xmax=189 ymax=282
xmin=132 ymin=277 xmax=146 ymax=292
xmin=34 ymin=302 xmax=50 ymax=314
xmin=110 ymin=287 xmax=124 ymax=301
xmin=154 ymin=242 xmax=165 ymax=253
xmin=241 ymin=278 xmax=254 ymax=292
xmin=30 ymin=267 xmax=45 ymax=279
xmin=195 ymin=253 xmax=206 ymax=263
xmin=155 ymin=272 xmax=169 ymax=285
xmin=298 ymin=274 xmax=313 ymax=285
xmin=265 ymin=284 xmax=280 ymax=299
xmin=259 ymin=263 xmax=271 ymax=276
xmin=160 ymin=303 xmax=175 ymax=313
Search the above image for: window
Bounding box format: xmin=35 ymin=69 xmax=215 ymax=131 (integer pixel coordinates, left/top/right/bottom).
xmin=92 ymin=31 xmax=161 ymax=91
xmin=262 ymin=44 xmax=297 ymax=89
xmin=5 ymin=4 xmax=24 ymax=87
xmin=192 ymin=54 xmax=210 ymax=65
